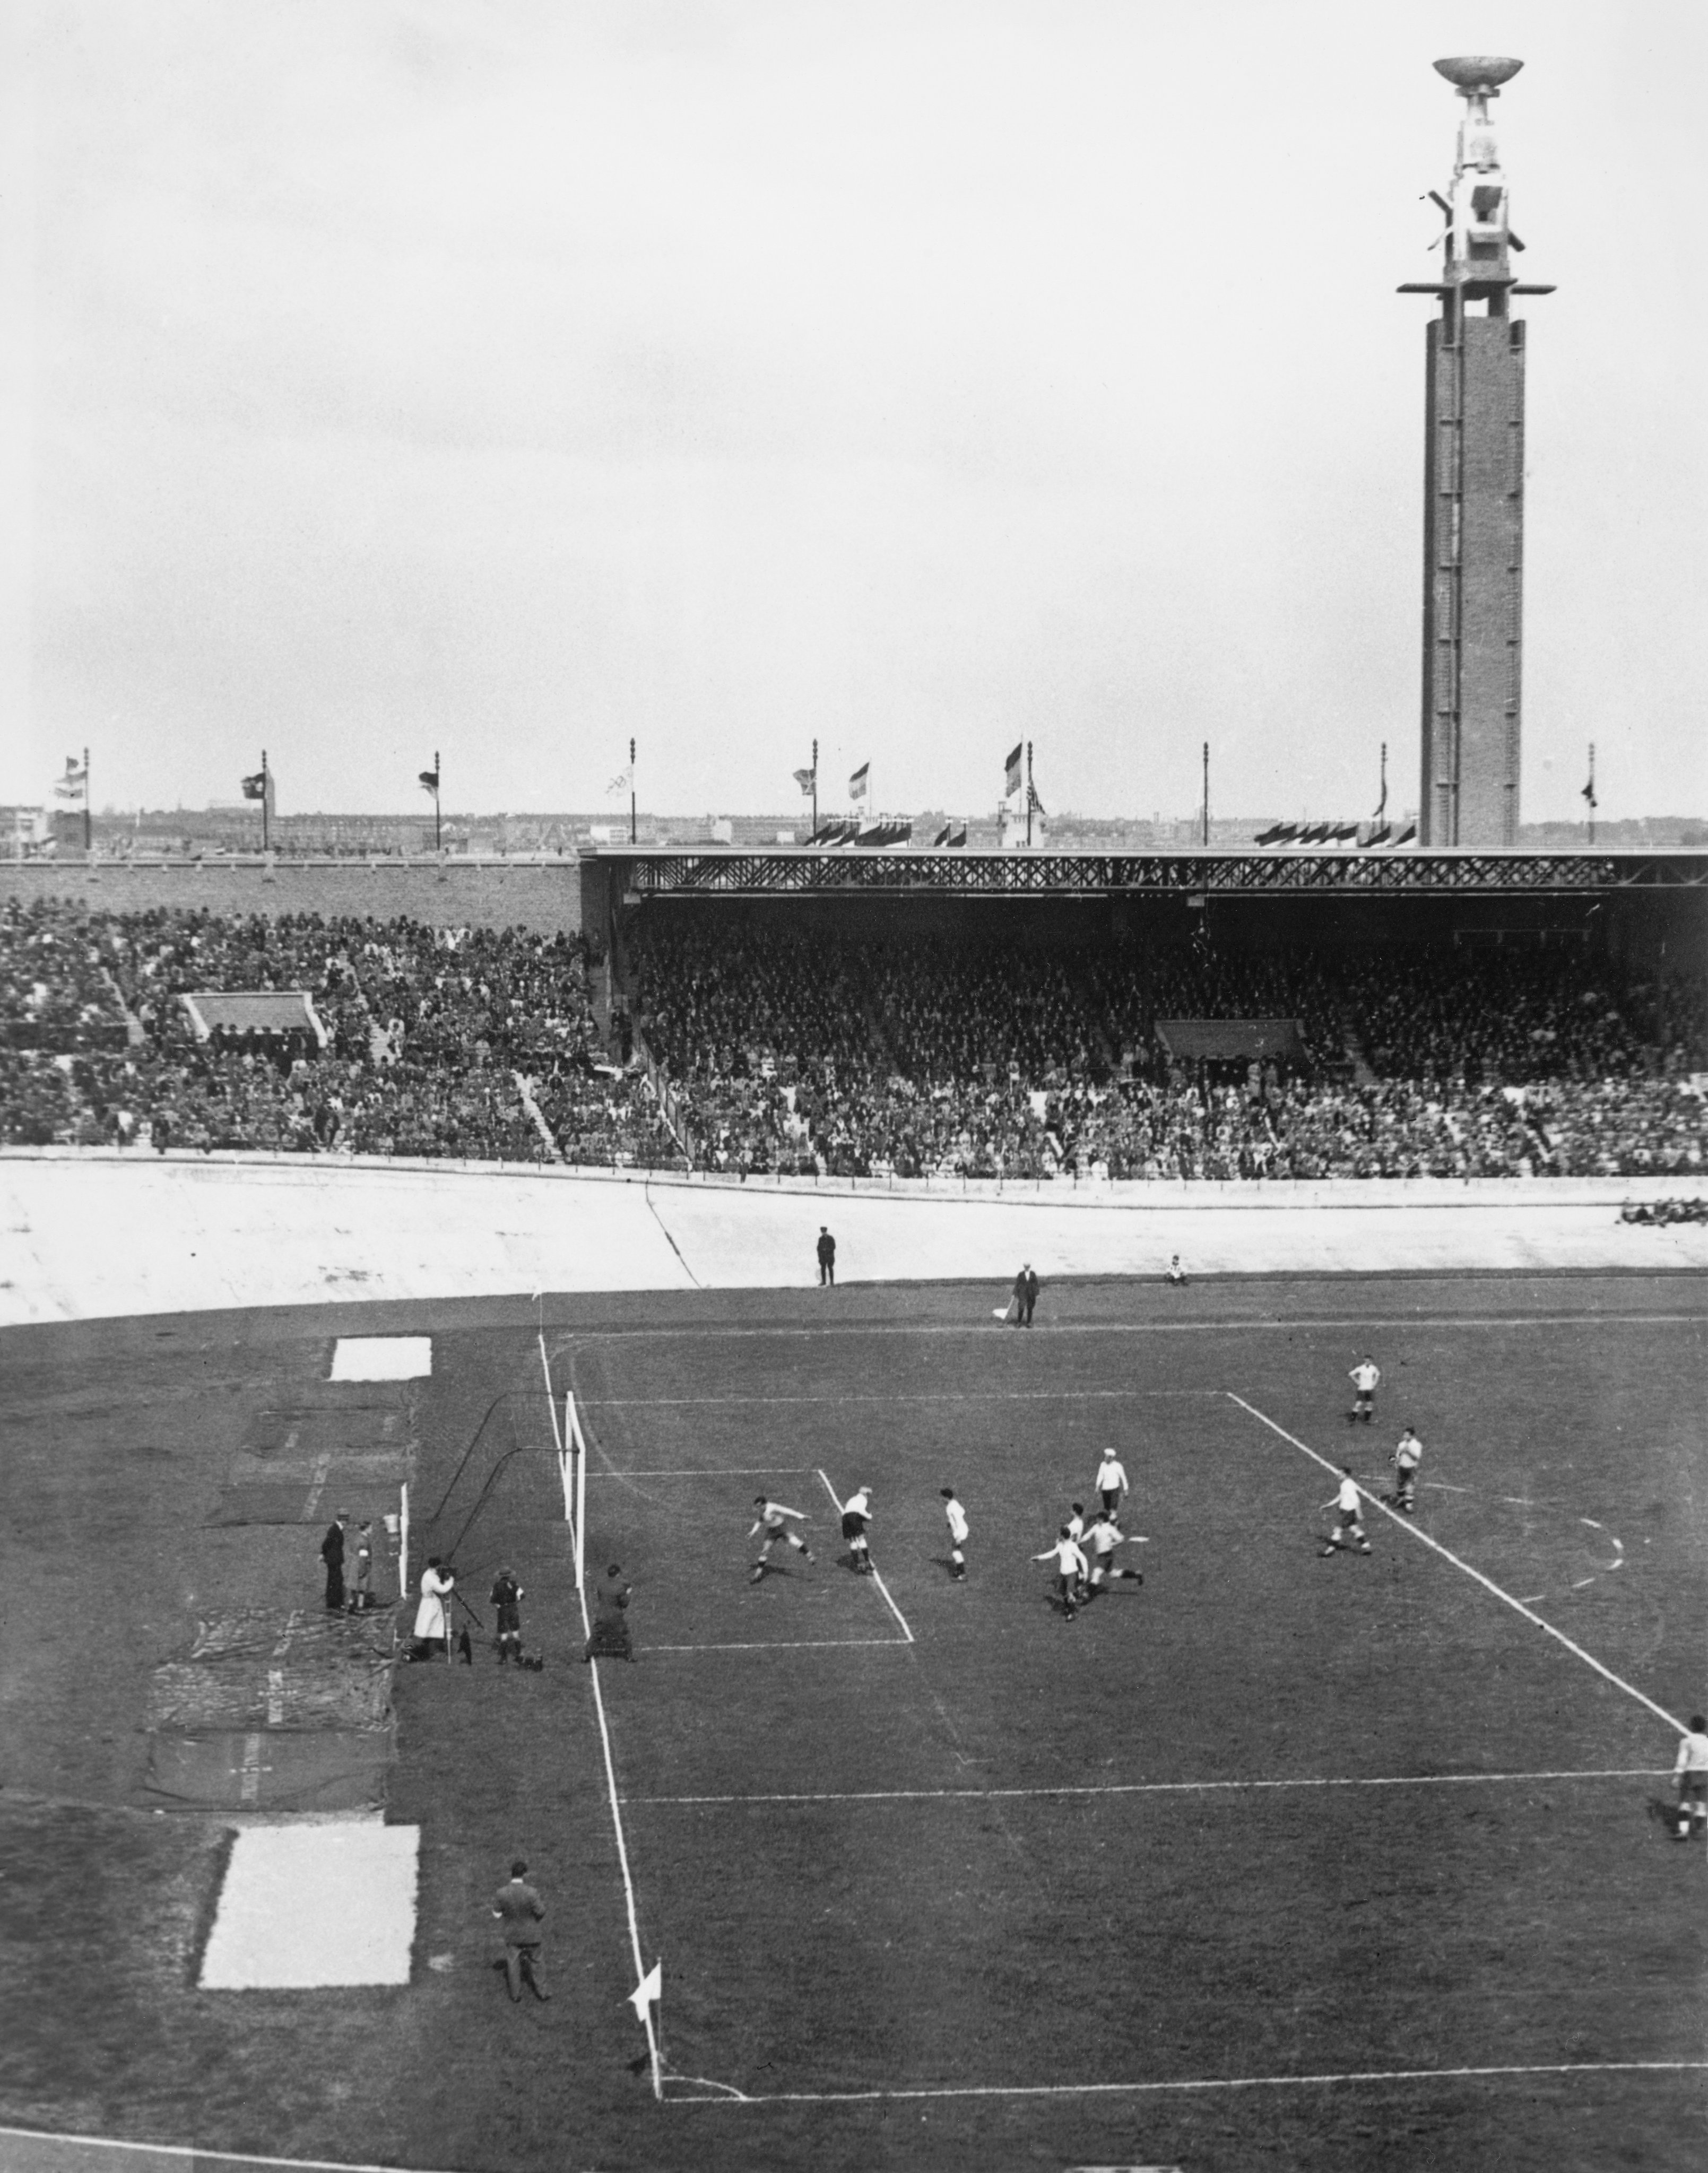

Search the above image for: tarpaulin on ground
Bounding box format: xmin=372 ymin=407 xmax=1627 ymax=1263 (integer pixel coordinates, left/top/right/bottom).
xmin=142 ymin=1728 xmax=392 ymax=1812
xmin=147 ymin=1655 xmax=394 ymax=1732
xmin=187 ymin=1606 xmax=400 ymax=1664
xmin=242 ymin=1404 xmax=414 ymax=1457
xmin=205 ymin=1475 xmax=402 ymax=1526
xmin=1154 ymin=1017 xmax=1306 ymax=1063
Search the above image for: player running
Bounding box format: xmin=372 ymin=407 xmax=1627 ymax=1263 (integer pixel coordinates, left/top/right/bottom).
xmin=1349 ymin=1356 xmax=1381 ymax=1423
xmin=1034 ymin=1525 xmax=1089 ymax=1621
xmin=748 ymin=1497 xmax=814 ymax=1582
xmin=1320 ymin=1468 xmax=1372 ymax=1557
xmin=1085 ymin=1508 xmax=1147 ymax=1596
xmin=1674 ymin=1716 xmax=1708 ymax=1840
xmin=1393 ymin=1427 xmax=1423 ymax=1513
xmin=840 ymin=1485 xmax=875 ymax=1575
xmin=940 ymin=1487 xmax=969 ymax=1580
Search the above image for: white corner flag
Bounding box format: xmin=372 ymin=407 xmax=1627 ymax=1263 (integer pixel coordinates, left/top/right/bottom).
xmin=627 ymin=1960 xmax=662 ymax=2021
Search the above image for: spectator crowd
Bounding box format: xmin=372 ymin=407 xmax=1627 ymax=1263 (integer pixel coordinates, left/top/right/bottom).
xmin=3 ymin=896 xmax=1703 ymax=1184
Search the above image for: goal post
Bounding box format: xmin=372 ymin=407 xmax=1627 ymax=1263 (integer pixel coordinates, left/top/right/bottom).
xmin=565 ymin=1389 xmax=587 ymax=1591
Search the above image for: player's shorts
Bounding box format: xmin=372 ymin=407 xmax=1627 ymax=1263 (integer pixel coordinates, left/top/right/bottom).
xmin=1679 ymin=1772 xmax=1707 ymax=1801
xmin=1339 ymin=1509 xmax=1364 ymax=1532
xmin=841 ymin=1513 xmax=867 ymax=1542
xmin=1055 ymin=1575 xmax=1077 ymax=1597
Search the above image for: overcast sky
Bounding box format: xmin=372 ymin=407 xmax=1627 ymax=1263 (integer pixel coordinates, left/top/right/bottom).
xmin=0 ymin=0 xmax=1702 ymax=823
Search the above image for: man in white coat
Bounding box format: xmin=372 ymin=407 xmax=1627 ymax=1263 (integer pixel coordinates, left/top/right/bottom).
xmin=412 ymin=1555 xmax=456 ymax=1659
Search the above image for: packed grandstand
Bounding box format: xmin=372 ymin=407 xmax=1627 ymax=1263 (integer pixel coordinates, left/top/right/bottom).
xmin=1 ymin=894 xmax=1704 ymax=1180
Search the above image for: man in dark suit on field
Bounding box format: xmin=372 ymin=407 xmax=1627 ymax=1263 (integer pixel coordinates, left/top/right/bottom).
xmin=817 ymin=1226 xmax=837 ymax=1287
xmin=319 ymin=1514 xmax=347 ymax=1612
xmin=491 ymin=1858 xmax=550 ymax=2003
xmin=1013 ymin=1264 xmax=1039 ymax=1327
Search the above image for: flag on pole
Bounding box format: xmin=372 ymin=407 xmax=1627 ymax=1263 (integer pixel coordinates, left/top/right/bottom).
xmin=849 ymin=763 xmax=869 ymax=802
xmin=607 ymin=767 xmax=632 ymax=796
xmin=53 ymin=758 xmax=88 ymax=802
xmin=1004 ymin=743 xmax=1022 ymax=797
xmin=418 ymin=767 xmax=439 ymax=794
xmin=240 ymin=771 xmax=267 ymax=801
xmin=792 ymin=766 xmax=815 ymax=795
xmin=1027 ymin=780 xmax=1046 ymax=818
xmin=626 ymin=1960 xmax=662 ymax=2021
xmin=1581 ymin=775 xmax=1597 ymax=808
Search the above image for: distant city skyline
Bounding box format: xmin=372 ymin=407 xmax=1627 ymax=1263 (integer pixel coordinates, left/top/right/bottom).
xmin=1 ymin=3 xmax=1703 ymax=827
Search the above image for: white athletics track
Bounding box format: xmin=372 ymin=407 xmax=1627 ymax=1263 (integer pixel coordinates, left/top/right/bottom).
xmin=2 ymin=1149 xmax=1706 ymax=1326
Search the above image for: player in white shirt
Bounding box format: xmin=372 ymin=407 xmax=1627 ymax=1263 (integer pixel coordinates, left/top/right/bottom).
xmin=1320 ymin=1468 xmax=1372 ymax=1556
xmin=1165 ymin=1254 xmax=1187 ymax=1285
xmin=1094 ymin=1455 xmax=1129 ymax=1517
xmin=1392 ymin=1428 xmax=1423 ymax=1514
xmin=1084 ymin=1509 xmax=1147 ymax=1596
xmin=940 ymin=1487 xmax=969 ymax=1580
xmin=1673 ymin=1716 xmax=1708 ymax=1839
xmin=1349 ymin=1357 xmax=1381 ymax=1424
xmin=840 ymin=1485 xmax=874 ymax=1575
xmin=748 ymin=1498 xmax=814 ymax=1583
xmin=1033 ymin=1526 xmax=1088 ymax=1621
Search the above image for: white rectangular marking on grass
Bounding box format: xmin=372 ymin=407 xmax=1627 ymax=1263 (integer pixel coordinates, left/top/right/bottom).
xmin=328 ymin=1336 xmax=432 ymax=1381
xmin=1224 ymin=1392 xmax=1686 ymax=1735
xmin=816 ymin=1468 xmax=914 ymax=1644
xmin=201 ymin=1822 xmax=419 ymax=1988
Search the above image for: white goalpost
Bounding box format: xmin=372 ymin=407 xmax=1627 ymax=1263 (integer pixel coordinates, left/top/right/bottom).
xmin=565 ymin=1387 xmax=587 ymax=1592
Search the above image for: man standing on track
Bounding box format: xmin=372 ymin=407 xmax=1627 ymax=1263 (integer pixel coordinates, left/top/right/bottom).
xmin=1034 ymin=1525 xmax=1089 ymax=1621
xmin=1320 ymin=1469 xmax=1373 ymax=1557
xmin=1349 ymin=1355 xmax=1381 ymax=1424
xmin=749 ymin=1497 xmax=814 ymax=1581
xmin=1012 ymin=1263 xmax=1039 ymax=1327
xmin=319 ymin=1513 xmax=347 ymax=1613
xmin=1393 ymin=1428 xmax=1423 ymax=1513
xmin=490 ymin=1566 xmax=524 ymax=1664
xmin=840 ymin=1484 xmax=874 ymax=1575
xmin=1094 ymin=1452 xmax=1129 ymax=1519
xmin=817 ymin=1226 xmax=837 ymax=1287
xmin=940 ymin=1487 xmax=969 ymax=1580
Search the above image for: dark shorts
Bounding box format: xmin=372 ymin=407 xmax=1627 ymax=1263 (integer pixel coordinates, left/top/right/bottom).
xmin=1680 ymin=1772 xmax=1707 ymax=1801
xmin=841 ymin=1513 xmax=868 ymax=1542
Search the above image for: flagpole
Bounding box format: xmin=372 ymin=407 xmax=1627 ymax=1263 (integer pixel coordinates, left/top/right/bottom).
xmin=629 ymin=737 xmax=637 ymax=845
xmin=811 ymin=738 xmax=818 ymax=834
xmin=1026 ymin=742 xmax=1033 ymax=847
xmin=1201 ymin=742 xmax=1210 ymax=849
xmin=1586 ymin=742 xmax=1596 ymax=848
xmin=82 ymin=746 xmax=91 ymax=854
xmin=1377 ymin=741 xmax=1388 ymax=824
xmin=261 ymin=750 xmax=270 ymax=853
xmin=434 ymin=751 xmax=441 ymax=853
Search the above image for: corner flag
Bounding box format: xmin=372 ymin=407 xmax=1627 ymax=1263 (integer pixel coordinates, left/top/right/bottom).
xmin=627 ymin=1960 xmax=662 ymax=2020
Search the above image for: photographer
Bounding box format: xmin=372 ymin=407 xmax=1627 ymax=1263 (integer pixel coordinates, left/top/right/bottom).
xmin=410 ymin=1555 xmax=455 ymax=1659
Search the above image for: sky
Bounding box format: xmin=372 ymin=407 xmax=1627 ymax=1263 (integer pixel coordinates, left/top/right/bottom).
xmin=0 ymin=0 xmax=1703 ymax=824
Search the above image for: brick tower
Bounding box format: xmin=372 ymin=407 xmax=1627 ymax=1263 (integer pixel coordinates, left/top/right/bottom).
xmin=1400 ymin=58 xmax=1553 ymax=848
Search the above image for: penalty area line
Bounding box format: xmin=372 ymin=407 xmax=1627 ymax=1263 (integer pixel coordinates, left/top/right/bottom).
xmin=621 ymin=1766 xmax=1669 ymax=1806
xmin=671 ymin=2058 xmax=1708 ymax=2108
xmin=647 ymin=1638 xmax=911 ymax=1654
xmin=816 ymin=1467 xmax=914 ymax=1643
xmin=1224 ymin=1392 xmax=1687 ymax=1736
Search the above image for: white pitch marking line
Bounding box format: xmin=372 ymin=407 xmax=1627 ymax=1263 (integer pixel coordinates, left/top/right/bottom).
xmin=675 ymin=2058 xmax=1708 ymax=2108
xmin=579 ymin=1390 xmax=1213 ymax=1407
xmin=622 ymin=1767 xmax=1668 ymax=1807
xmin=816 ymin=1468 xmax=914 ymax=1644
xmin=647 ymin=1639 xmax=913 ymax=1654
xmin=588 ymin=1467 xmax=817 ymax=1479
xmin=539 ymin=1337 xmax=661 ymax=2103
xmin=1224 ymin=1392 xmax=1688 ymax=1734
xmin=0 ymin=2125 xmax=471 ymax=2173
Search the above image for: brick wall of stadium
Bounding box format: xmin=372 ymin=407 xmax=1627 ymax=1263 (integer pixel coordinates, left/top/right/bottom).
xmin=0 ymin=857 xmax=583 ymax=936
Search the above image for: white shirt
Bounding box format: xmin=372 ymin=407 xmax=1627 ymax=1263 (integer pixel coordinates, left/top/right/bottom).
xmin=1036 ymin=1539 xmax=1087 ymax=1578
xmin=1337 ymin=1478 xmax=1362 ymax=1515
xmin=943 ymin=1498 xmax=969 ymax=1545
xmin=1394 ymin=1434 xmax=1422 ymax=1467
xmin=1095 ymin=1458 xmax=1128 ymax=1493
xmin=1350 ymin=1363 xmax=1380 ymax=1393
xmin=1088 ymin=1519 xmax=1122 ymax=1558
xmin=1675 ymin=1729 xmax=1708 ymax=1775
xmin=843 ymin=1489 xmax=871 ymax=1517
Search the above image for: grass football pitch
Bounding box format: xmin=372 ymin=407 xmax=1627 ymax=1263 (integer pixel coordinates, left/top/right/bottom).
xmin=1 ymin=1273 xmax=1704 ymax=2173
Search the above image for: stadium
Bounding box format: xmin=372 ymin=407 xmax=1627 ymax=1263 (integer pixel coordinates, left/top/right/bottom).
xmin=4 ymin=20 xmax=1707 ymax=2173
